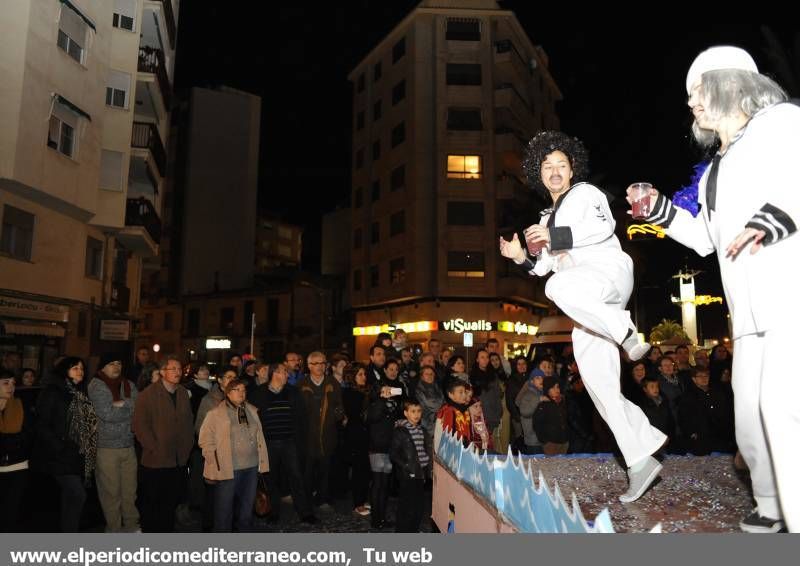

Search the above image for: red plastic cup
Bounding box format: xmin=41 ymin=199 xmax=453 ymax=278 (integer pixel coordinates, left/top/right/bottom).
xmin=629 ymin=182 xmax=654 ymax=219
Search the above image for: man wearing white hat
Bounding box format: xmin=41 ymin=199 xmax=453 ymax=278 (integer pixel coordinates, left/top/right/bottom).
xmin=631 ymin=45 xmax=800 ymax=533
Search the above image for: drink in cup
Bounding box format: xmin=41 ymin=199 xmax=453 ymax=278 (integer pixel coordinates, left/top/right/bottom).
xmin=629 ymin=182 xmax=654 ymax=219
xmin=526 ymin=235 xmax=546 ymax=256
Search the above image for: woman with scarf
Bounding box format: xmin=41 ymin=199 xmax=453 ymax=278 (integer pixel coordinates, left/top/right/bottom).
xmin=199 ymin=379 xmax=269 ymax=532
xmin=32 ymin=357 xmax=97 ymax=532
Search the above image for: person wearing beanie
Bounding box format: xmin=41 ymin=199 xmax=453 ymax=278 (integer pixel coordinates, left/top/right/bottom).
xmin=500 ymin=131 xmax=666 ymax=502
xmin=630 ymin=45 xmax=799 ymax=533
xmin=88 ymin=352 xmax=139 ymax=532
xmin=533 ymin=375 xmax=569 ymax=455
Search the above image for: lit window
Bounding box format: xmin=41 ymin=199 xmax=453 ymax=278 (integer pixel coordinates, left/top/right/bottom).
xmin=447 ymin=155 xmax=482 ymax=179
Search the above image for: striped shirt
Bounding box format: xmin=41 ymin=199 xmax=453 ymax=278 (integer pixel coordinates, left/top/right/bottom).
xmin=404 ymin=421 xmax=429 ymax=468
xmin=257 ymin=386 xmax=295 ymax=441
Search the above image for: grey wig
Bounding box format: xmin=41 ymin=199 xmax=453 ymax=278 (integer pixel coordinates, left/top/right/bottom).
xmin=692 ymin=69 xmax=787 ymax=147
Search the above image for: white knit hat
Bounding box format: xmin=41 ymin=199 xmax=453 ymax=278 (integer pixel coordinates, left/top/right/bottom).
xmin=686 ymin=46 xmax=758 ymax=94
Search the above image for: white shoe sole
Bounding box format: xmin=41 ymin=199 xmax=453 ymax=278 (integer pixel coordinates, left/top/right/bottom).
xmin=739 ymin=520 xmax=785 ymax=533
xmin=627 ymin=342 xmax=652 ymax=362
xmin=619 ymin=461 xmax=663 ymax=503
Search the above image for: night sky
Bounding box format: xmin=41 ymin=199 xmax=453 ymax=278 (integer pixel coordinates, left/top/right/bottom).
xmin=174 ymin=4 xmax=797 ymax=340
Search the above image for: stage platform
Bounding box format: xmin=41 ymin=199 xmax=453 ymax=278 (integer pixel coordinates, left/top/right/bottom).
xmin=521 ymin=453 xmax=752 ymax=532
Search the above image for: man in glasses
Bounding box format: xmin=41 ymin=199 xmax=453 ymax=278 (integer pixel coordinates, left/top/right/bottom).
xmin=134 ymin=355 xmax=194 ymax=532
xmin=297 ymin=352 xmax=344 ymax=509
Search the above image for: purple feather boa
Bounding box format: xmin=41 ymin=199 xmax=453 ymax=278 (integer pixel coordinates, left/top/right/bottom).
xmin=671 ymin=161 xmax=710 ymax=217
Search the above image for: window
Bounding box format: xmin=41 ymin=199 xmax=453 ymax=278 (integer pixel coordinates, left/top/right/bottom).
xmin=372 ymin=140 xmax=381 ymax=161
xmin=267 ymin=298 xmax=279 ymax=334
xmin=357 ymin=73 xmax=365 ymax=93
xmin=220 ymin=307 xmax=235 ymax=333
xmin=392 ymin=80 xmax=406 ymax=105
xmin=355 ymin=148 xmax=364 ymax=169
xmin=187 ymin=309 xmax=200 ymax=336
xmin=353 ymin=228 xmax=363 ymax=249
xmin=356 ymin=111 xmax=364 ymax=131
xmin=390 ymin=257 xmax=406 ymax=284
xmin=373 ymin=61 xmax=382 ymax=82
xmin=447 ymin=202 xmax=485 ymax=225
xmin=243 ymin=300 xmax=254 ymax=335
xmin=446 ymin=18 xmax=481 ymax=41
xmin=393 ymin=37 xmax=406 ymax=63
xmin=85 ymin=237 xmax=103 ymax=279
xmin=99 ymin=150 xmax=123 ymax=191
xmin=164 ymin=312 xmax=174 ymax=331
xmin=144 ymin=313 xmax=153 ymax=331
xmin=1 ymin=205 xmax=34 ymax=261
xmin=370 ymin=265 xmax=380 ymax=288
xmin=373 ymin=99 xmax=382 ymax=121
xmin=371 ymin=180 xmax=381 ymax=202
xmin=112 ymin=0 xmax=136 ymax=31
xmin=390 ymin=211 xmax=405 ymax=236
xmin=370 ymin=222 xmax=380 ymax=244
xmin=354 ymin=187 xmax=364 ymax=208
xmin=58 ymin=5 xmax=90 ymax=64
xmin=390 ymin=164 xmax=405 ymax=191
xmin=447 ymin=251 xmax=485 ymax=278
xmin=353 ymin=269 xmax=362 ymax=291
xmin=391 ymin=121 xmax=406 ymax=147
xmin=447 ymin=155 xmax=482 ymax=179
xmin=446 ymin=63 xmax=481 ymax=86
xmin=47 ymin=97 xmax=87 ymax=159
xmin=447 ymin=108 xmax=482 ymax=131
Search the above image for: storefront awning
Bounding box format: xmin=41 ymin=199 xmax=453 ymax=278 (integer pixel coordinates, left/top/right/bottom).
xmin=1 ymin=321 xmax=66 ymax=337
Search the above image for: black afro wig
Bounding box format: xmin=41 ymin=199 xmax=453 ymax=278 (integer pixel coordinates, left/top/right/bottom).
xmin=522 ymin=130 xmax=590 ymax=194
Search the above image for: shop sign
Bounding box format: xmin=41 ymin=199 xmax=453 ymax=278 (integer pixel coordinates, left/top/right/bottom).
xmin=206 ymin=338 xmax=232 ymax=350
xmin=0 ymin=295 xmax=69 ymax=323
xmin=353 ymin=321 xmax=437 ymax=336
xmin=439 ymin=319 xmax=494 ymax=333
xmin=498 ymin=321 xmax=539 ymax=336
xmin=100 ymin=320 xmax=131 ymax=341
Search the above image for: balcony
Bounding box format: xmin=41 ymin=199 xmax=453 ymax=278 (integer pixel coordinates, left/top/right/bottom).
xmin=158 ymin=0 xmax=177 ymax=49
xmin=494 ymin=83 xmax=535 ymax=135
xmin=494 ymin=40 xmax=532 ymax=85
xmin=494 ymin=127 xmax=526 ymax=155
xmin=131 ymin=121 xmax=166 ymax=177
xmin=117 ymin=197 xmax=161 ymax=257
xmin=138 ymin=46 xmax=172 ymax=110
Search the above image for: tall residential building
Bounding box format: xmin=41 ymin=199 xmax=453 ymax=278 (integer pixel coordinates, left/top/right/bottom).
xmin=0 ymin=0 xmax=179 ymax=371
xmin=175 ymin=86 xmax=261 ymax=296
xmin=346 ymin=0 xmax=559 ymax=360
xmin=136 ymin=85 xmax=261 ymax=360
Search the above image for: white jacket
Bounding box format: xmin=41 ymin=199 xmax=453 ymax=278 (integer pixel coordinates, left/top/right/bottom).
xmin=648 ymin=103 xmax=800 ymax=339
xmin=525 ymin=182 xmax=631 ymax=277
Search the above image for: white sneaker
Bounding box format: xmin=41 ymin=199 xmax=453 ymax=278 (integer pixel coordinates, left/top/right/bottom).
xmin=619 ymin=456 xmax=662 ymax=503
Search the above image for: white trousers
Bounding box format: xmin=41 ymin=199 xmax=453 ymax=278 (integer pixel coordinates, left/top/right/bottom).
xmin=545 ymin=261 xmax=666 ymax=468
xmin=734 ymin=331 xmax=799 ymax=531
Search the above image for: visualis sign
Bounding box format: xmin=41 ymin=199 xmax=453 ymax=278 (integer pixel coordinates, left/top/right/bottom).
xmin=439 ymin=319 xmax=495 ymax=333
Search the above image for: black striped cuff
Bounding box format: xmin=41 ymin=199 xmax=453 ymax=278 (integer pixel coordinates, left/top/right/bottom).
xmin=648 ymin=194 xmax=677 ymax=228
xmin=745 ymin=203 xmax=797 ymax=244
xmin=549 ymin=226 xmax=573 ymax=251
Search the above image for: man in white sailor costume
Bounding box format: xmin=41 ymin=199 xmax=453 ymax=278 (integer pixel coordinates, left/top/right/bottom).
xmin=630 ymin=46 xmax=800 ymax=533
xmin=499 ymin=131 xmax=666 ymax=503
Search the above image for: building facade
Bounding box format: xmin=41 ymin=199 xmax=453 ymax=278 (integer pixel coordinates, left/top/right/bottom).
xmin=345 ymin=0 xmax=560 ymax=360
xmin=0 ymin=0 xmax=179 ymax=372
